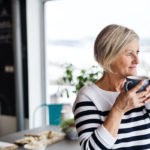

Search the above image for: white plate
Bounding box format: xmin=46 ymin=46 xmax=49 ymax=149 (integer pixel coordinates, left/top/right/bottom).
xmin=24 ymin=143 xmax=46 ymax=150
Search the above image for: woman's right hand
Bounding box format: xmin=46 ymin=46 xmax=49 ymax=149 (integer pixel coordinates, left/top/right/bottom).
xmin=113 ymin=80 xmax=150 ymax=114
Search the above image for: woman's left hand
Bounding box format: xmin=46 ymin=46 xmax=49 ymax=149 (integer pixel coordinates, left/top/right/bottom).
xmin=113 ymin=81 xmax=150 ymax=114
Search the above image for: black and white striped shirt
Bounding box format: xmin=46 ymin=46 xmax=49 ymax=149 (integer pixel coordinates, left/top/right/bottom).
xmin=73 ymin=83 xmax=150 ymax=150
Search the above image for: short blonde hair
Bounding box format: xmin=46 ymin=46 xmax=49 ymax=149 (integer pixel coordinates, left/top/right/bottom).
xmin=94 ymin=24 xmax=139 ymax=72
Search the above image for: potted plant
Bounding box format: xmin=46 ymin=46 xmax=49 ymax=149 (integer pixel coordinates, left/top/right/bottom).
xmin=58 ymin=63 xmax=102 ymax=139
xmin=60 ymin=118 xmax=78 ymax=140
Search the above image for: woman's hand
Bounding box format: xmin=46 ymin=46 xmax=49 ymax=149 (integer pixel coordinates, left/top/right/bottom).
xmin=113 ymin=80 xmax=150 ymax=114
xmin=103 ymin=80 xmax=150 ymax=138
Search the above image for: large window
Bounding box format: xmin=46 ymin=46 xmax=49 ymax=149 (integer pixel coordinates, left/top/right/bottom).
xmin=44 ymin=0 xmax=150 ymax=104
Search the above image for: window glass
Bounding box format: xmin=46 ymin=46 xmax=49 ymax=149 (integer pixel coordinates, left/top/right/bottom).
xmin=44 ymin=0 xmax=150 ymax=104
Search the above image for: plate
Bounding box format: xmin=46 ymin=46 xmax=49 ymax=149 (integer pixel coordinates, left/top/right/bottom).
xmin=24 ymin=142 xmax=46 ymax=150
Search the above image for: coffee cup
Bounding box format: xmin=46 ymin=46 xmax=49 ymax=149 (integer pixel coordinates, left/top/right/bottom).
xmin=124 ymin=76 xmax=150 ymax=92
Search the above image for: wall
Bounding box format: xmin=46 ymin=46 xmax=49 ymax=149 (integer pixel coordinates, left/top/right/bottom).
xmin=0 ymin=0 xmax=28 ymax=136
xmin=0 ymin=0 xmax=45 ymax=136
xmin=0 ymin=116 xmax=29 ymax=137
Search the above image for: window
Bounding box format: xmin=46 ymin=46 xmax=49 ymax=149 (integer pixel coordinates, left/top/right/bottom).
xmin=44 ymin=0 xmax=150 ymax=104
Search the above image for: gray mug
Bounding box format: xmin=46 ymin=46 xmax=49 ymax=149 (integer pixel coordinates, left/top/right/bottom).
xmin=124 ymin=76 xmax=150 ymax=92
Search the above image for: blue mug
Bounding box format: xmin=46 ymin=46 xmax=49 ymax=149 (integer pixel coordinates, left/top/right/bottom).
xmin=33 ymin=104 xmax=63 ymax=126
xmin=48 ymin=104 xmax=63 ymax=125
xmin=124 ymin=76 xmax=150 ymax=92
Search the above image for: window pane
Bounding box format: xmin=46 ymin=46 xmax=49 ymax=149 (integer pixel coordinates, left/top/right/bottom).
xmin=44 ymin=0 xmax=150 ymax=104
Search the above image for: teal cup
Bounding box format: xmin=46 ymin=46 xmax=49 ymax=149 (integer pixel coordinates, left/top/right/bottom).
xmin=47 ymin=104 xmax=63 ymax=125
xmin=124 ymin=76 xmax=150 ymax=92
xmin=33 ymin=103 xmax=63 ymax=127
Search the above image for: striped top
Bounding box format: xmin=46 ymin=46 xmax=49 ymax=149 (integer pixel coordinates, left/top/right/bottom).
xmin=73 ymin=83 xmax=150 ymax=150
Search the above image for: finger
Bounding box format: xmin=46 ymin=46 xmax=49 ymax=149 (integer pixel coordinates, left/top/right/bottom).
xmin=138 ymin=94 xmax=150 ymax=106
xmin=130 ymin=80 xmax=145 ymax=93
xmin=139 ymin=97 xmax=149 ymax=105
xmin=145 ymin=93 xmax=150 ymax=98
xmin=138 ymin=101 xmax=146 ymax=107
xmin=136 ymin=89 xmax=150 ymax=98
xmin=138 ymin=92 xmax=150 ymax=102
xmin=143 ymin=97 xmax=150 ymax=104
xmin=145 ymin=85 xmax=150 ymax=91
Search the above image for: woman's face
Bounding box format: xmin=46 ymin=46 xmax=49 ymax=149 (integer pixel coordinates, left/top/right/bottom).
xmin=111 ymin=40 xmax=139 ymax=77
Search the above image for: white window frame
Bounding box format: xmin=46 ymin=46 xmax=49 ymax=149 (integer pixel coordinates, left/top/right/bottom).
xmin=26 ymin=0 xmax=46 ymax=128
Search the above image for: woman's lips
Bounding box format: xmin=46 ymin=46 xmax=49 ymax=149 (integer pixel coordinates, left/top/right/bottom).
xmin=129 ymin=66 xmax=136 ymax=69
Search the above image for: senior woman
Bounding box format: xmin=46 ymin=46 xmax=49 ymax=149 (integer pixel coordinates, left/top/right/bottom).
xmin=73 ymin=24 xmax=150 ymax=149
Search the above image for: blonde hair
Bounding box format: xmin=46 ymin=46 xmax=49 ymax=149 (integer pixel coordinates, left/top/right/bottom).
xmin=94 ymin=24 xmax=139 ymax=73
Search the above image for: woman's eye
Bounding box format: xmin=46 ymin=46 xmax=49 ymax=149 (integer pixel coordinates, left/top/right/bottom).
xmin=127 ymin=53 xmax=132 ymax=56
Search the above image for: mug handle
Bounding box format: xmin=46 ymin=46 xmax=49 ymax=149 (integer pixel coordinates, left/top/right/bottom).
xmin=32 ymin=104 xmax=48 ymax=127
xmin=124 ymin=81 xmax=133 ymax=92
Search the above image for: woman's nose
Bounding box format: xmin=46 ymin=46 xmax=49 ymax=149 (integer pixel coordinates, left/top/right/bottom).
xmin=133 ymin=54 xmax=139 ymax=64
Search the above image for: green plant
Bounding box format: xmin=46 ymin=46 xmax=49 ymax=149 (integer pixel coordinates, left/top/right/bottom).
xmin=58 ymin=63 xmax=102 ymax=98
xmin=58 ymin=64 xmax=102 ymax=137
xmin=60 ymin=118 xmax=75 ymax=129
xmin=60 ymin=118 xmax=78 ymax=140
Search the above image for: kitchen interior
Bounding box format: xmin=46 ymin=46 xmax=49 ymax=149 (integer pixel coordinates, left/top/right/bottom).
xmin=0 ymin=0 xmax=150 ymax=150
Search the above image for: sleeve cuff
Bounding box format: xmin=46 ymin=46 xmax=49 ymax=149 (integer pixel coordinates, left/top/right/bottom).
xmin=145 ymin=103 xmax=150 ymax=110
xmin=95 ymin=125 xmax=117 ymax=148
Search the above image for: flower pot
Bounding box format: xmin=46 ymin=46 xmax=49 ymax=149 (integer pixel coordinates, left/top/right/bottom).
xmin=63 ymin=126 xmax=78 ymax=140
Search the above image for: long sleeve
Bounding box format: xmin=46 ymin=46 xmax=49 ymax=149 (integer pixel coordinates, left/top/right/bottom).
xmin=73 ymin=94 xmax=116 ymax=150
xmin=73 ymin=84 xmax=150 ymax=149
xmin=145 ymin=102 xmax=150 ymax=116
